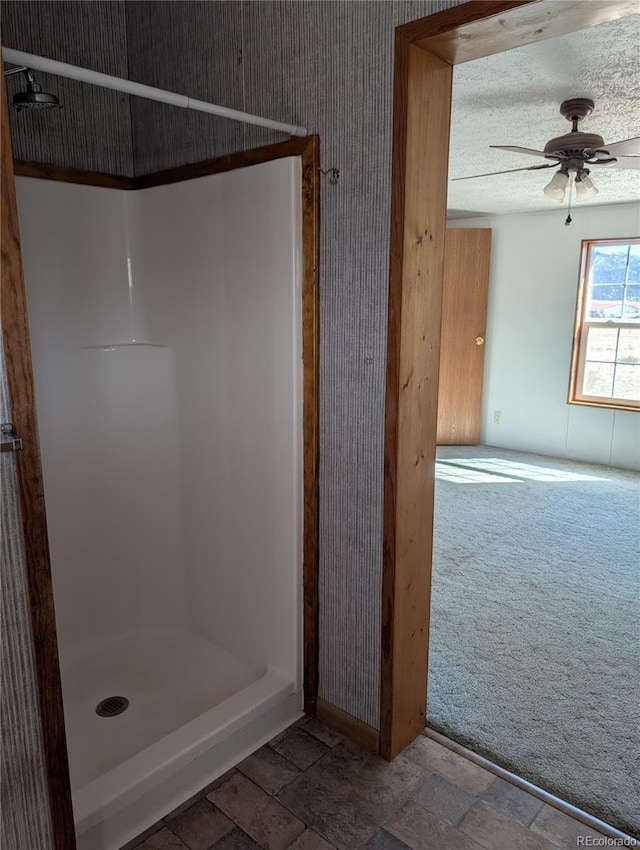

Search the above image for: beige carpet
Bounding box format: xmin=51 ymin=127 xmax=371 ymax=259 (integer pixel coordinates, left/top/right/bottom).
xmin=429 ymin=445 xmax=640 ymax=837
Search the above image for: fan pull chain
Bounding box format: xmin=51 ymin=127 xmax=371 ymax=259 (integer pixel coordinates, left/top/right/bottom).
xmin=565 ymin=178 xmax=573 ymax=226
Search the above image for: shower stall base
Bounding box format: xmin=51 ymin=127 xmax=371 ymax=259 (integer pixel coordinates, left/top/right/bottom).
xmin=62 ymin=628 xmax=301 ymax=850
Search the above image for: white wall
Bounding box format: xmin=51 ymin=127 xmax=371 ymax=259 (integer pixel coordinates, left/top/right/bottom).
xmin=16 ymin=160 xmax=302 ymax=687
xmin=450 ymin=202 xmax=640 ymax=470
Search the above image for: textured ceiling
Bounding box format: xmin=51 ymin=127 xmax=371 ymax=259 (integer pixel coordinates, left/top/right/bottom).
xmin=448 ymin=15 xmax=640 ymax=217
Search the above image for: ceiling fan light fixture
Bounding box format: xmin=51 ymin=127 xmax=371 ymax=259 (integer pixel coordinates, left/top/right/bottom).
xmin=575 ymin=174 xmax=599 ymax=201
xmin=543 ymin=169 xmax=569 ymax=202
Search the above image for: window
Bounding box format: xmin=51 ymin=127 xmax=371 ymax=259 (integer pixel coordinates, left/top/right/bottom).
xmin=569 ymin=238 xmax=640 ymax=411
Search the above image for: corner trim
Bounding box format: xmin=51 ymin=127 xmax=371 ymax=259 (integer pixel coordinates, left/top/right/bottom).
xmin=13 ymin=161 xmax=135 ymax=189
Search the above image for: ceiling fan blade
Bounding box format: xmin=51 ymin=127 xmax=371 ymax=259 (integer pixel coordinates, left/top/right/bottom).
xmin=592 ymin=155 xmax=640 ymax=170
xmin=490 ymin=145 xmax=551 ymax=158
xmin=596 ymin=136 xmax=640 ymax=157
xmin=453 ymin=163 xmax=556 ymax=181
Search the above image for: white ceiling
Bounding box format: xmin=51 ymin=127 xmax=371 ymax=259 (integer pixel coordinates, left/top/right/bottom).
xmin=447 ymin=15 xmax=640 ymax=218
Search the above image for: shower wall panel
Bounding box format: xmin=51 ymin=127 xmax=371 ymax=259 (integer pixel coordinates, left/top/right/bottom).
xmin=129 ymin=157 xmax=303 ymax=682
xmin=15 ymin=178 xmax=186 ymax=650
xmin=17 ymin=157 xmax=302 ymax=691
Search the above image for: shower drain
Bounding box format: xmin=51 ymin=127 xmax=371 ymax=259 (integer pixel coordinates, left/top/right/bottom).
xmin=95 ymin=696 xmax=129 ymax=717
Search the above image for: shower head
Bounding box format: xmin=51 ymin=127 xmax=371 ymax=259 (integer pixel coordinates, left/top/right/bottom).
xmin=4 ymin=67 xmax=62 ymax=111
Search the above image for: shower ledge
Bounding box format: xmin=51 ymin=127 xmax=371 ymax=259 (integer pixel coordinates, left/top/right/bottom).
xmin=81 ymin=343 xmax=168 ymax=349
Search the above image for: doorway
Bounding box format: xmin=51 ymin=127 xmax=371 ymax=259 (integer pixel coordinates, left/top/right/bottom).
xmin=381 ymin=0 xmax=637 ymax=770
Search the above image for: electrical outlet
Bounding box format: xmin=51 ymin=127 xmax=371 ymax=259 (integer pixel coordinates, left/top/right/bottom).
xmin=494 ymin=410 xmax=502 ymax=424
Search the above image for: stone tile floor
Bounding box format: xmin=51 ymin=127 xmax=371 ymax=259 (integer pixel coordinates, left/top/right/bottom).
xmin=124 ymin=717 xmax=614 ymax=850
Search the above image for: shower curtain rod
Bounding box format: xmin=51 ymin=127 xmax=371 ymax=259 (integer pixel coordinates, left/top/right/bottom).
xmin=2 ymin=47 xmax=307 ymax=137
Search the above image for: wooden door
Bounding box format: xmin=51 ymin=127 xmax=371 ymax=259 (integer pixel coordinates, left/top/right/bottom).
xmin=1 ymin=75 xmax=76 ymax=848
xmin=436 ymin=228 xmax=492 ymax=445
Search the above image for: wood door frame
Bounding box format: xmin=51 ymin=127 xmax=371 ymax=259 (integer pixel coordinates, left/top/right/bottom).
xmin=381 ymin=0 xmax=640 ymax=759
xmin=5 ymin=133 xmax=319 ymax=847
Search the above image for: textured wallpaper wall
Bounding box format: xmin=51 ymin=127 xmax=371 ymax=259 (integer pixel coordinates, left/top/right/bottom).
xmin=1 ymin=338 xmax=54 ymax=850
xmin=3 ymin=0 xmax=461 ymax=730
xmin=1 ymin=0 xmax=134 ymax=175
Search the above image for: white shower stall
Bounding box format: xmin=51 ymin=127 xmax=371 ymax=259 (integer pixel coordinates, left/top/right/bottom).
xmin=15 ymin=157 xmax=303 ymax=850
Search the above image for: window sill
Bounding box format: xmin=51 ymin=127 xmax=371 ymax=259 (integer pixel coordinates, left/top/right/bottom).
xmin=568 ymin=397 xmax=640 ymax=413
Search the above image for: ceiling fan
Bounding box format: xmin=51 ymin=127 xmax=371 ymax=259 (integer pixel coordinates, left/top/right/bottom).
xmin=455 ymin=98 xmax=640 ymax=202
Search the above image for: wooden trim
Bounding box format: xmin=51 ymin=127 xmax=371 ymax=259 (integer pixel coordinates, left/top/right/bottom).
xmin=397 ymin=1 xmax=532 ymax=47
xmin=299 ymin=137 xmax=321 ymax=716
xmin=382 ymin=0 xmax=640 ymax=761
xmin=402 ymin=0 xmax=640 ymax=64
xmin=133 ymin=138 xmax=316 ymax=190
xmin=139 ymin=137 xmax=321 ymax=715
xmin=13 ymin=160 xmax=134 ymax=189
xmin=568 ymin=397 xmax=640 ymax=413
xmin=1 ymin=76 xmax=76 ymax=849
xmin=12 ymin=136 xmax=318 ymax=194
xmin=568 ymin=238 xmax=591 ymax=404
xmin=316 ymin=698 xmax=380 ymax=754
xmin=381 ymin=39 xmax=452 ymax=761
